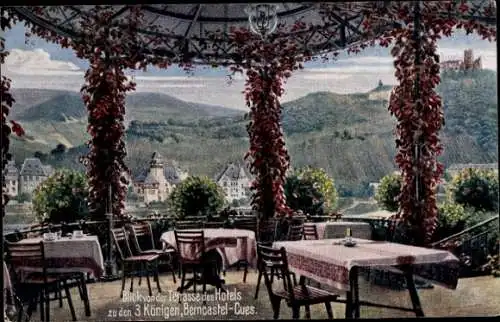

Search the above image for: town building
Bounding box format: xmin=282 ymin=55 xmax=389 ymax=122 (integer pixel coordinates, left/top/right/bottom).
xmin=215 ymin=162 xmax=252 ymax=203
xmin=4 ymin=158 xmax=54 ymax=197
xmin=19 ymin=158 xmax=54 ymax=195
xmin=5 ymin=160 xmax=19 ymax=197
xmin=133 ymin=152 xmax=188 ymax=203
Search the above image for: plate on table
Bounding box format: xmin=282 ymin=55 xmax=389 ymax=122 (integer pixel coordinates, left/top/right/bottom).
xmin=343 ymin=240 xmax=357 ymax=247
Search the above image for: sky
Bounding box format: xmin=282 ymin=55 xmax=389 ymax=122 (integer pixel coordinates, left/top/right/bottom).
xmin=3 ymin=22 xmax=497 ymax=110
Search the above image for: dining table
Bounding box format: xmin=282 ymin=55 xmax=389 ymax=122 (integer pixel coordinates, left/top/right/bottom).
xmin=273 ymin=238 xmax=460 ymax=319
xmin=13 ymin=235 xmax=105 ymax=317
xmin=161 ymin=228 xmax=257 ymax=292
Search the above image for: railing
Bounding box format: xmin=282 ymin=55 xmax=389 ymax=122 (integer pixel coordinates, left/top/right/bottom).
xmin=430 ymin=214 xmax=499 ymax=276
xmin=430 ymin=215 xmax=499 ymax=248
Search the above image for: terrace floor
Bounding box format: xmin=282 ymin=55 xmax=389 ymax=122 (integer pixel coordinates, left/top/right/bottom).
xmin=25 ymin=270 xmax=500 ymax=321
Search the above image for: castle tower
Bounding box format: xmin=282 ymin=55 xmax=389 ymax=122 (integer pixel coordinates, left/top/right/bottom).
xmin=464 ymin=49 xmax=474 ymax=70
xmin=149 ymin=152 xmax=165 ymax=180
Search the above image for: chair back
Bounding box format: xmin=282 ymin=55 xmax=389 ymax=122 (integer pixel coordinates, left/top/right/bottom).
xmin=287 ymin=224 xmax=304 ymax=241
xmin=5 ymin=240 xmax=47 ymax=285
xmin=303 ymin=223 xmax=319 ymax=240
xmin=111 ymin=227 xmax=134 ymax=260
xmin=233 ymin=216 xmax=257 ymax=232
xmin=258 ymin=218 xmax=278 ymax=243
xmin=175 ymin=220 xmax=204 ymax=230
xmin=174 ymin=230 xmax=205 ymax=263
xmin=203 ymin=221 xmax=225 ymax=229
xmin=129 ymin=222 xmax=156 ymax=254
xmin=257 ymin=244 xmax=295 ymax=301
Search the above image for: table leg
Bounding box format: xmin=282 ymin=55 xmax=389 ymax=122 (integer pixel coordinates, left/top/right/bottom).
xmin=345 ymin=267 xmax=360 ymax=319
xmin=403 ymin=269 xmax=425 ymax=317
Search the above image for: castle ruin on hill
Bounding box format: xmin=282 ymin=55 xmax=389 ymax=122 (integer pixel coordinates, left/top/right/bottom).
xmin=440 ymin=49 xmax=482 ymax=72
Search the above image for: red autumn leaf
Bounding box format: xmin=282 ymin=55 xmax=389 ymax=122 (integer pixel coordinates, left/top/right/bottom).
xmin=10 ymin=120 xmax=25 ymax=137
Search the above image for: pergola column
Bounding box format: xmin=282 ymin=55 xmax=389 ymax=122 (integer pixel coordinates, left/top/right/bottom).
xmin=75 ymin=9 xmax=141 ymax=221
xmin=389 ymin=1 xmax=444 ymax=246
xmin=245 ymin=65 xmax=290 ymax=220
xmin=229 ymin=27 xmax=307 ymax=223
xmin=1 ymin=10 xmax=21 ymax=219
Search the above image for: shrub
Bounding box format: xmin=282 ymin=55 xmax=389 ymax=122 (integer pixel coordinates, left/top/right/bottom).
xmin=447 ymin=168 xmax=499 ymax=212
xmin=168 ymin=176 xmax=225 ymax=220
xmin=375 ymin=173 xmax=402 ymax=212
xmin=432 ymin=202 xmax=468 ymax=242
xmin=294 ymin=166 xmax=338 ymax=211
xmin=32 ymin=169 xmax=89 ymax=224
xmin=284 ymin=174 xmax=324 ymax=216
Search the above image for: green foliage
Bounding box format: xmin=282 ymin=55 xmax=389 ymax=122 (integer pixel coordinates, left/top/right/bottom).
xmin=375 ymin=173 xmax=402 ymax=212
xmin=16 ymin=192 xmax=32 ymax=203
xmin=168 ymin=176 xmax=225 ymax=220
xmin=447 ymin=168 xmax=499 ymax=212
xmin=32 ymin=169 xmax=89 ymax=224
xmin=284 ymin=174 xmax=325 ymax=216
xmin=433 ymin=202 xmax=467 ymax=242
xmin=295 ymin=166 xmax=338 ymax=211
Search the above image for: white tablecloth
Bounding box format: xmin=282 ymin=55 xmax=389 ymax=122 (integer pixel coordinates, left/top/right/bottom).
xmin=273 ymin=238 xmax=460 ymax=291
xmin=161 ymin=229 xmax=257 ymax=269
xmin=15 ymin=236 xmax=105 ymax=277
xmin=313 ymin=221 xmax=372 ymax=239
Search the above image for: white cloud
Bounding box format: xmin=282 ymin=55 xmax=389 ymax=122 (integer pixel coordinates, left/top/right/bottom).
xmin=5 ymin=48 xmax=82 ymax=76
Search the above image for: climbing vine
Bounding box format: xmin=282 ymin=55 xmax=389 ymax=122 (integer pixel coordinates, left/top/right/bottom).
xmin=1 ymin=9 xmax=24 ymax=218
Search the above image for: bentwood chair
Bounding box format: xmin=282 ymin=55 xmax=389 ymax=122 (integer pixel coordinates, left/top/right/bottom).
xmin=128 ymin=222 xmax=177 ymax=284
xmin=5 ymin=240 xmax=77 ymax=322
xmin=258 ymin=244 xmax=338 ymax=319
xmin=111 ymin=227 xmax=161 ymax=298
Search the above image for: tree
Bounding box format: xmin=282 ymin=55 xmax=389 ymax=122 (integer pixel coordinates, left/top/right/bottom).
xmin=168 ymin=176 xmax=225 ymax=220
xmin=447 ymin=168 xmax=499 ymax=212
xmin=295 ymin=166 xmax=338 ymax=211
xmin=284 ymin=174 xmax=324 ymax=216
xmin=32 ymin=169 xmax=89 ymax=224
xmin=375 ymin=173 xmax=402 ymax=212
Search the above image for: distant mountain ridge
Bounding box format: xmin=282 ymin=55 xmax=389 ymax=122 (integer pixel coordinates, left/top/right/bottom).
xmin=11 ymin=89 xmax=241 ymax=122
xmin=8 ymin=69 xmax=498 ymax=193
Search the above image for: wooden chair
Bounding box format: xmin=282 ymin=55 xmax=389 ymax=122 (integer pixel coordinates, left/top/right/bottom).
xmin=203 ymin=221 xmax=225 ymax=229
xmin=257 ymin=244 xmax=338 ymax=319
xmin=5 ymin=240 xmax=77 ymax=322
xmin=129 ymin=222 xmax=177 ymax=284
xmin=254 ymin=242 xmax=297 ymax=299
xmin=175 ymin=220 xmax=204 ymax=230
xmin=258 ymin=218 xmax=279 ymax=243
xmin=303 ymin=224 xmax=319 ymax=240
xmin=111 ymin=227 xmax=161 ymax=298
xmin=174 ymin=230 xmax=209 ymax=298
xmin=287 ymin=224 xmax=304 ymax=241
xmin=229 ymin=216 xmax=259 ymax=282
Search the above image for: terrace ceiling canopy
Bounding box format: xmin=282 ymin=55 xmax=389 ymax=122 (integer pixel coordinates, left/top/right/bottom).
xmin=1 ymin=2 xmax=497 ymax=246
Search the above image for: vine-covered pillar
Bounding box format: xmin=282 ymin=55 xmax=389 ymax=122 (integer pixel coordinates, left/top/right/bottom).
xmin=75 ymin=7 xmax=141 ymax=221
xmin=1 ymin=9 xmax=23 ymax=219
xmin=228 ymin=25 xmax=309 ymax=235
xmin=389 ymin=1 xmax=444 ymax=246
xmin=245 ymin=65 xmax=290 ymax=221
